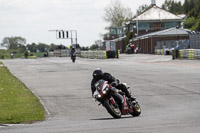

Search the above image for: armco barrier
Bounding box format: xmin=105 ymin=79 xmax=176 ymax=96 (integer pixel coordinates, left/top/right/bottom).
xmin=81 ymin=51 xmax=107 ymax=59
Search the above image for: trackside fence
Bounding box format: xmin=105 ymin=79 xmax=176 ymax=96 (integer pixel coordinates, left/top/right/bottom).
xmin=81 ymin=51 xmax=107 ymax=59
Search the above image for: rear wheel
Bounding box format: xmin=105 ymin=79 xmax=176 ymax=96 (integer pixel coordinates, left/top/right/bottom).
xmin=130 ymin=102 xmax=141 ymax=117
xmin=103 ymin=99 xmax=121 ymax=118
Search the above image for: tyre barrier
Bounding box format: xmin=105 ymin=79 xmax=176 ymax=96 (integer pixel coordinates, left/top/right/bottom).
xmin=173 ymin=49 xmax=200 ymax=60
xmin=155 ymin=49 xmax=165 ymax=55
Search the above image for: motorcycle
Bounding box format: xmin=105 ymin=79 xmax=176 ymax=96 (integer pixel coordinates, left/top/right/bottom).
xmin=93 ymin=79 xmax=141 ymax=118
xmin=71 ymin=53 xmax=76 ymax=63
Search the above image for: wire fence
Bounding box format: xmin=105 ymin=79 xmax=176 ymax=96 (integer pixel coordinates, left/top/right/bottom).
xmin=189 ymin=33 xmax=200 ymax=49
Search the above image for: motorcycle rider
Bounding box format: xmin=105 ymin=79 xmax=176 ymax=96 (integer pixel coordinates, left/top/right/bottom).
xmin=91 ymin=68 xmax=135 ymax=101
xmin=71 ymin=47 xmax=76 ymax=61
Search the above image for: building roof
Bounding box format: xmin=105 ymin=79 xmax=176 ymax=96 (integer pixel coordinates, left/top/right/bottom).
xmin=132 ymin=6 xmax=183 ymax=21
xmin=133 ymin=27 xmax=190 ymax=41
xmin=110 ymin=36 xmax=126 ymax=42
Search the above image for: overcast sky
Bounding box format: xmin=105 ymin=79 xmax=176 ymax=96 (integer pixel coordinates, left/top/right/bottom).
xmin=0 ymin=0 xmax=184 ymax=47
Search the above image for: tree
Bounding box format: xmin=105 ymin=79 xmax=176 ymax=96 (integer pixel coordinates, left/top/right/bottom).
xmin=95 ymin=40 xmax=103 ymax=48
xmin=90 ymin=44 xmax=100 ymax=50
xmin=136 ymin=4 xmax=149 ymax=15
xmin=182 ymin=0 xmax=200 ymax=31
xmin=191 ymin=16 xmax=200 ymax=31
xmin=1 ymin=37 xmax=26 ymax=49
xmin=161 ymin=0 xmax=184 ymax=14
xmin=27 ymin=43 xmax=37 ymax=53
xmin=81 ymin=46 xmax=89 ymax=51
xmin=183 ymin=0 xmax=190 ymax=14
xmin=103 ymin=0 xmax=133 ymax=26
xmin=37 ymin=43 xmax=49 ymax=52
xmin=49 ymin=43 xmax=57 ymax=51
xmin=184 ymin=17 xmax=196 ymax=29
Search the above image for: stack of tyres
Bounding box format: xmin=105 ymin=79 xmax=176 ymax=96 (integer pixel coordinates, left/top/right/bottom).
xmin=187 ymin=49 xmax=195 ymax=60
xmin=161 ymin=49 xmax=164 ymax=55
xmin=179 ymin=50 xmax=184 ymax=59
xmin=182 ymin=50 xmax=187 ymax=59
xmin=195 ymin=49 xmax=200 ymax=59
xmin=106 ymin=51 xmax=116 ymax=58
xmin=156 ymin=49 xmax=159 ymax=55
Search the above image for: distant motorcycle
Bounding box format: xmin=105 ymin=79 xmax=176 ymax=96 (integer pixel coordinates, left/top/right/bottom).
xmin=93 ymin=79 xmax=141 ymax=118
xmin=71 ymin=53 xmax=76 ymax=63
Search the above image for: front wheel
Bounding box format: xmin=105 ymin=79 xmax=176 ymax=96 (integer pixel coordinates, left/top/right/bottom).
xmin=130 ymin=102 xmax=141 ymax=117
xmin=103 ymin=99 xmax=121 ymax=118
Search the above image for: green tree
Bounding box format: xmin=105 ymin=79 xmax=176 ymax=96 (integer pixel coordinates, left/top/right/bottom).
xmin=182 ymin=0 xmax=200 ymax=31
xmin=49 ymin=43 xmax=57 ymax=51
xmin=37 ymin=43 xmax=49 ymax=52
xmin=1 ymin=37 xmax=26 ymax=50
xmin=184 ymin=17 xmax=196 ymax=29
xmin=162 ymin=0 xmax=184 ymax=14
xmin=125 ymin=32 xmax=131 ymax=46
xmin=24 ymin=50 xmax=29 ymax=58
xmin=191 ymin=15 xmax=200 ymax=31
xmin=90 ymin=44 xmax=100 ymax=50
xmin=81 ymin=46 xmax=89 ymax=51
xmin=27 ymin=43 xmax=37 ymax=53
xmin=183 ymin=0 xmax=190 ymax=14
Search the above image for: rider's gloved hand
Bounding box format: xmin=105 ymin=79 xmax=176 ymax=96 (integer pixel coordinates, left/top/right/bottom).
xmin=110 ymin=81 xmax=118 ymax=87
xmin=116 ymin=79 xmax=120 ymax=84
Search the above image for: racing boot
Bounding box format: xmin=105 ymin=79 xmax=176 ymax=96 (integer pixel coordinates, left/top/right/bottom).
xmin=127 ymin=94 xmax=136 ymax=101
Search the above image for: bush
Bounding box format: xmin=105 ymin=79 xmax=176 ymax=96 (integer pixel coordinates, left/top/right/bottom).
xmin=24 ymin=51 xmax=29 ymax=58
xmin=1 ymin=55 xmax=4 ymax=59
xmin=29 ymin=53 xmax=35 ymax=56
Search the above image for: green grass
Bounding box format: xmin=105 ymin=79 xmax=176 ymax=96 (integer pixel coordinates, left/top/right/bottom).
xmin=0 ymin=49 xmax=46 ymax=59
xmin=0 ymin=63 xmax=45 ymax=124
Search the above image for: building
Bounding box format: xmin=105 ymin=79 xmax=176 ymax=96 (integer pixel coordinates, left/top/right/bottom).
xmin=104 ymin=26 xmax=125 ymax=41
xmin=132 ymin=27 xmax=190 ymax=54
xmin=127 ymin=4 xmax=184 ymax=39
xmin=103 ymin=26 xmax=126 ymax=53
xmin=103 ymin=0 xmax=187 ymax=54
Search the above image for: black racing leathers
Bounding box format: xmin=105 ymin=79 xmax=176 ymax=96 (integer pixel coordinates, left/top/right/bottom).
xmin=91 ymin=72 xmax=132 ymax=98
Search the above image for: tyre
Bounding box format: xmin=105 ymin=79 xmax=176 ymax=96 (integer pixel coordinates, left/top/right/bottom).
xmin=130 ymin=102 xmax=141 ymax=117
xmin=103 ymin=99 xmax=121 ymax=118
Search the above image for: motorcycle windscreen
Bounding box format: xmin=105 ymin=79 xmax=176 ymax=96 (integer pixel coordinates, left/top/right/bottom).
xmin=94 ymin=79 xmax=107 ymax=91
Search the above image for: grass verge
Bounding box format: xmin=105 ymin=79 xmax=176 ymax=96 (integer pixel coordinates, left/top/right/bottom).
xmin=0 ymin=62 xmax=45 ymax=124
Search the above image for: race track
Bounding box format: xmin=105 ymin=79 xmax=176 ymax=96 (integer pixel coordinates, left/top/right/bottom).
xmin=1 ymin=54 xmax=200 ymax=133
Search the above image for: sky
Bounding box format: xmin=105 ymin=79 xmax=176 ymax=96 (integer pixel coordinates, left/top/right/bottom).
xmin=0 ymin=0 xmax=184 ymax=47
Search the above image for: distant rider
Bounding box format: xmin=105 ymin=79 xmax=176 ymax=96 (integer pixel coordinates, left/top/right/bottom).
xmin=91 ymin=68 xmax=135 ymax=101
xmin=71 ymin=47 xmax=76 ymax=58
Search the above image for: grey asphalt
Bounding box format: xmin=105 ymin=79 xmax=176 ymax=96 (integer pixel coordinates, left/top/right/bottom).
xmin=1 ymin=54 xmax=200 ymax=133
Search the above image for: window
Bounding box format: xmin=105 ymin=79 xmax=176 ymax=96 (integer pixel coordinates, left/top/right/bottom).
xmin=110 ymin=28 xmax=117 ymax=34
xmin=138 ymin=22 xmax=149 ymax=30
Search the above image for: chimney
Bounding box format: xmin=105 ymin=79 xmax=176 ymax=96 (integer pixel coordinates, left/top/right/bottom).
xmin=151 ymin=0 xmax=156 ymax=6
